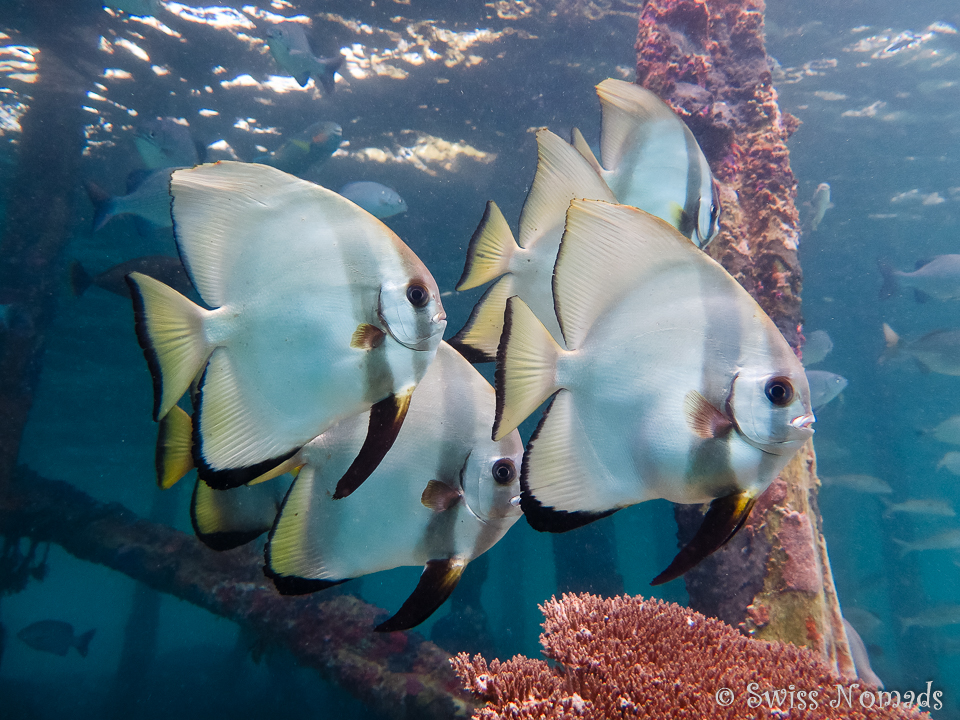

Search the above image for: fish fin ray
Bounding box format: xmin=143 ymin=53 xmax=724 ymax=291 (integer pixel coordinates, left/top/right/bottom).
xmin=683 ymin=390 xmax=733 ymax=439
xmin=494 ymin=297 xmax=563 ymax=441
xmin=190 ymin=479 xmax=271 ymax=551
xmin=350 ymin=323 xmax=386 ymax=350
xmin=374 ymin=558 xmax=467 ymax=632
xmin=332 ymin=386 xmax=415 ymax=499
xmin=156 ymin=405 xmax=195 ymax=489
xmin=456 ymin=201 xmax=518 ymax=290
xmin=570 ymin=127 xmax=604 ymax=175
xmin=518 ymin=130 xmax=615 ymax=249
xmin=596 ymin=78 xmax=675 ymax=173
xmin=650 ymin=491 xmax=757 ymax=585
xmin=449 ymin=275 xmax=516 ymax=363
xmin=421 ymin=479 xmax=462 ymax=512
xmin=127 ymin=272 xmax=212 ymax=421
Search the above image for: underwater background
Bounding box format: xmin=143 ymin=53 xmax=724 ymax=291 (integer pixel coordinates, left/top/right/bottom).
xmin=0 ymin=0 xmax=959 ymax=717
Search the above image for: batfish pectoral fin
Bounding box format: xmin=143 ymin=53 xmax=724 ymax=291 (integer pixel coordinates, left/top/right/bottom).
xmin=332 ymin=386 xmax=415 ymax=499
xmin=350 ymin=323 xmax=386 ymax=350
xmin=650 ymin=490 xmax=757 ymax=586
xmin=374 ymin=557 xmax=467 ymax=633
xmin=683 ymin=389 xmax=734 ymax=440
xmin=156 ymin=405 xmax=195 ymax=489
xmin=448 ymin=274 xmax=516 ymax=364
xmin=421 ymin=479 xmax=462 ymax=512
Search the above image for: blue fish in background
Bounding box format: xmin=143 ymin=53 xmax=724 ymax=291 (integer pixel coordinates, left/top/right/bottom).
xmin=256 ymin=121 xmax=343 ymax=176
xmin=85 ymin=168 xmax=177 ymax=232
xmin=267 ymin=22 xmax=342 ymax=94
xmin=17 ymin=620 xmax=95 ymax=657
xmin=135 ymin=118 xmax=201 ymax=170
xmin=339 ymin=181 xmax=407 ymax=219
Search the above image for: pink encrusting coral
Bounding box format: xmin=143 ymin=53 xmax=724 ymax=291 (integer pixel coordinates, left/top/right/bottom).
xmin=453 ymin=593 xmax=932 ymax=719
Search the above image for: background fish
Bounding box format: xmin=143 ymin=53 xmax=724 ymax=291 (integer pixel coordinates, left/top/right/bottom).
xmin=128 ymin=162 xmax=445 ymax=496
xmin=17 ymin=620 xmax=95 ymax=657
xmin=806 ymin=369 xmax=848 ymax=410
xmin=265 ymin=342 xmax=523 ymax=632
xmin=267 ymin=23 xmax=342 ymax=93
xmin=338 ymin=181 xmax=407 ymax=219
xmin=820 ymin=473 xmax=893 ymax=494
xmin=843 ymin=618 xmax=884 ymax=689
xmin=901 ymin=605 xmax=960 ymax=632
xmin=494 ymin=200 xmax=814 ymax=584
xmin=803 ymin=182 xmax=833 ymax=232
xmin=257 ymin=121 xmax=342 ymax=176
xmin=70 ymin=256 xmax=192 ymax=299
xmin=936 ymin=451 xmax=960 ymax=475
xmin=881 ymin=498 xmax=955 ymax=518
xmin=85 ymin=168 xmax=177 ymax=233
xmin=893 ymin=528 xmax=960 ymax=557
xmin=802 ymin=329 xmax=833 ymax=366
xmin=135 ymin=118 xmax=201 ymax=170
xmin=572 ymin=78 xmax=721 ymax=248
xmin=879 ymin=254 xmax=960 ymax=302
xmin=926 ymin=415 xmax=960 ymax=445
xmin=882 ymin=323 xmax=960 ymax=375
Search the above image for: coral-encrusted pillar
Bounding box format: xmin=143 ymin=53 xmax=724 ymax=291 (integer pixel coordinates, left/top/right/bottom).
xmin=636 ymin=0 xmax=854 ymax=679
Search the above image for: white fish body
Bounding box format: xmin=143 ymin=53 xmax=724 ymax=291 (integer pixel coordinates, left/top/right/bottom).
xmin=820 ymin=474 xmax=892 ymax=494
xmin=882 ymin=497 xmax=955 ymax=518
xmin=929 ymin=415 xmax=960 ymax=445
xmin=494 ymin=200 xmax=814 ymax=582
xmin=451 ymin=129 xmax=617 ymax=361
xmin=265 ymin=342 xmax=523 ymax=631
xmin=808 ymin=182 xmax=832 ymax=232
xmin=893 ymin=528 xmax=960 ymax=557
xmin=937 ymin=451 xmax=960 ymax=475
xmin=843 ymin=618 xmax=884 ymax=689
xmin=880 ymin=254 xmax=960 ymax=302
xmin=127 ymin=162 xmax=446 ymax=494
xmin=574 ymin=78 xmax=721 ymax=248
xmin=805 ymin=369 xmax=848 ymax=410
xmin=338 ymin=181 xmax=407 ymax=219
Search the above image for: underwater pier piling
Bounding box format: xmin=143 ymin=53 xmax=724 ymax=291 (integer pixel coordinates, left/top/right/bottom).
xmin=0 ymin=467 xmax=473 ymax=720
xmin=636 ymin=0 xmax=855 ymax=678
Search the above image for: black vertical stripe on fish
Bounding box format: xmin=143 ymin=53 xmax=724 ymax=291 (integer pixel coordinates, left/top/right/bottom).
xmin=332 ymin=386 xmax=414 ymax=499
xmin=680 ymin=126 xmax=703 ymax=240
xmin=650 ymin=490 xmax=757 ymax=585
xmin=190 ymin=479 xmax=266 ymax=552
xmin=374 ymin=558 xmax=466 ymax=632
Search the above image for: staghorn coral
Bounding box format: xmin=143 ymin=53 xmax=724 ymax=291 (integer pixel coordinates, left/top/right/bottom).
xmin=453 ymin=593 xmax=933 ymax=719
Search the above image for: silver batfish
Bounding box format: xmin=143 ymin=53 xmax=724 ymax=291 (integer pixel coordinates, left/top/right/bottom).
xmin=573 ymin=78 xmax=721 ymax=248
xmin=127 ymin=161 xmax=446 ymax=497
xmin=494 ymin=200 xmax=814 ymax=584
xmin=264 ymin=342 xmax=523 ymax=632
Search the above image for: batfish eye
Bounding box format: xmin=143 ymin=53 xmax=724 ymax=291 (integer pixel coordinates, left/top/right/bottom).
xmin=406 ymin=282 xmax=429 ymax=308
xmin=491 ymin=458 xmax=516 ymax=485
xmin=764 ymin=377 xmax=795 ymax=407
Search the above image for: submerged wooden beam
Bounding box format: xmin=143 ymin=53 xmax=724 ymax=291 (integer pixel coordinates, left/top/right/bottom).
xmin=635 ymin=0 xmax=855 ymax=679
xmin=0 ymin=467 xmax=472 ymax=720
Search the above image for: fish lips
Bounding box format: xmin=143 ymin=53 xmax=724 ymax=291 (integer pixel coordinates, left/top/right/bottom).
xmin=727 ymin=375 xmax=816 ymax=456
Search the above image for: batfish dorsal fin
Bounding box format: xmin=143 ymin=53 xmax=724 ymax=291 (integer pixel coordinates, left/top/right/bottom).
xmin=518 ymin=129 xmax=615 ymax=250
xmin=156 ymin=405 xmax=195 ymax=489
xmin=421 ymin=479 xmax=462 ymax=512
xmin=570 ymin=127 xmax=603 ymax=176
xmin=448 ymin=274 xmax=516 ymax=364
xmin=683 ymin=390 xmax=733 ymax=440
xmin=595 ymin=78 xmax=676 ymax=174
xmin=650 ymin=490 xmax=757 ymax=585
xmin=332 ymin=385 xmax=415 ymax=499
xmin=456 ymin=200 xmax=518 ymax=291
xmin=374 ymin=557 xmax=467 ymax=632
xmin=553 ymin=199 xmax=702 ymax=350
xmin=518 ymin=389 xmax=625 ymax=527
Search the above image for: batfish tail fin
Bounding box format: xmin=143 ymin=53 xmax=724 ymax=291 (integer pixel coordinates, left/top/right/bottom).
xmin=878 ymin=259 xmax=898 ymax=299
xmin=75 ymin=629 xmax=96 ymax=658
xmin=493 ymin=296 xmax=564 ymax=441
xmin=374 ymin=558 xmax=467 ymax=632
xmin=127 ymin=271 xmax=212 ymax=421
xmin=156 ymin=405 xmax=195 ymax=489
xmin=448 ymin=275 xmax=516 ymax=363
xmin=456 ymin=201 xmax=518 ymax=291
xmin=69 ymin=261 xmax=93 ymax=297
xmin=85 ymin=180 xmax=115 ymax=232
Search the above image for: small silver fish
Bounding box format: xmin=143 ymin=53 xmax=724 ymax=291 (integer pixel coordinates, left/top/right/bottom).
xmin=843 ymin=607 xmax=883 ymax=637
xmin=267 ymin=23 xmax=342 ymax=93
xmin=882 ymin=498 xmax=955 ymax=519
xmin=17 ymin=621 xmax=95 ymax=657
xmin=135 ymin=118 xmax=200 ymax=169
xmin=882 ymin=323 xmax=960 ymax=376
xmin=901 ymin=604 xmax=960 ymax=632
xmin=893 ymin=528 xmax=960 ymax=557
xmin=801 ymin=329 xmax=833 ymax=366
xmin=820 ymin=474 xmax=893 ymax=494
xmin=843 ymin=618 xmax=883 ymax=689
xmin=85 ymin=168 xmax=178 ymax=233
xmin=338 ymin=181 xmax=407 ymax=219
xmin=804 ymin=182 xmax=833 ymax=232
xmin=937 ymin=451 xmax=960 ymax=475
xmin=879 ymin=255 xmax=960 ymax=302
xmin=805 ymin=370 xmax=847 ymax=410
xmin=927 ymin=415 xmax=960 ymax=445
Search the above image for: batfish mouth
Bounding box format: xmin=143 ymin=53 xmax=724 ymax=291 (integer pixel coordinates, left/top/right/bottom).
xmin=790 ymin=413 xmax=816 ymax=430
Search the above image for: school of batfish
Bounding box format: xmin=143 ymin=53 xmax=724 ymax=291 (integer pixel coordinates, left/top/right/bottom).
xmin=127 ymin=78 xmax=815 ymax=631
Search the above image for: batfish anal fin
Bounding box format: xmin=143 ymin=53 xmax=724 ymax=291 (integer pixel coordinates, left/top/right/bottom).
xmin=332 ymin=386 xmax=415 ymax=499
xmin=350 ymin=322 xmax=386 ymax=350
xmin=650 ymin=490 xmax=757 ymax=586
xmin=448 ymin=274 xmax=516 ymax=364
xmin=267 ymin=570 xmax=347 ymax=596
xmin=456 ymin=200 xmax=518 ymax=291
xmin=421 ymin=479 xmax=462 ymax=512
xmin=683 ymin=389 xmax=734 ymax=440
xmin=374 ymin=557 xmax=467 ymax=633
xmin=190 ymin=479 xmax=265 ymax=552
xmin=156 ymin=404 xmax=195 ymax=489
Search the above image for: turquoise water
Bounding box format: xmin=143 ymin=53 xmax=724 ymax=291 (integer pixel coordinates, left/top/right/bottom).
xmin=0 ymin=0 xmax=958 ymax=717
